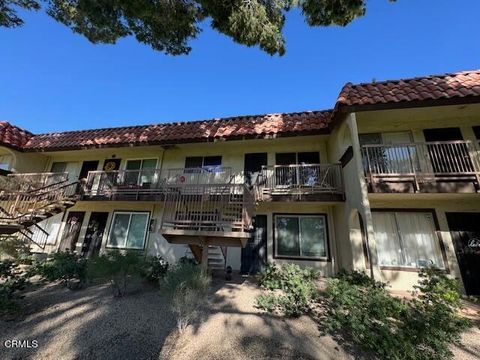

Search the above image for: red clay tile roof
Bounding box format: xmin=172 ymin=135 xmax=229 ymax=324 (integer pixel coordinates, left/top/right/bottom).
xmin=3 ymin=69 xmax=480 ymax=152
xmin=337 ymin=69 xmax=480 ymax=108
xmin=19 ymin=111 xmax=332 ymax=151
xmin=0 ymin=121 xmax=33 ymax=150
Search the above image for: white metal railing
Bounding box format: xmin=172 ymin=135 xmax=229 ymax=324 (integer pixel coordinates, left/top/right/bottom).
xmin=165 ymin=167 xmax=234 ymax=185
xmin=361 ymin=140 xmax=480 ymax=183
xmin=161 ymin=183 xmax=254 ymax=234
xmin=84 ymin=169 xmax=163 ymax=196
xmin=258 ymin=164 xmax=344 ymax=195
xmin=0 ymin=172 xmax=69 ymax=192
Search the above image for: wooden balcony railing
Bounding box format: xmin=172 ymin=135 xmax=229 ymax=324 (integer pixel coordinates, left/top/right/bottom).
xmin=361 ymin=141 xmax=480 ymax=190
xmin=258 ymin=164 xmax=344 ymax=197
xmin=161 ymin=183 xmax=254 ymax=234
xmin=83 ymin=169 xmax=163 ymax=197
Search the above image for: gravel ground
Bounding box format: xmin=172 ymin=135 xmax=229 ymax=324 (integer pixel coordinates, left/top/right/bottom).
xmin=1 ymin=276 xmax=478 ymax=360
xmin=160 ymin=276 xmax=355 ymax=360
xmin=0 ymin=279 xmax=175 ymax=360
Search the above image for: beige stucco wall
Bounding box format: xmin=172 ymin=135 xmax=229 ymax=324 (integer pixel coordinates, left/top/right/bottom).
xmin=327 ymin=113 xmax=377 ymax=276
xmin=355 ymin=103 xmax=480 ymax=143
xmin=36 ymin=134 xmax=329 ymax=180
xmin=32 ymin=199 xmax=341 ymax=274
xmin=14 ymin=104 xmax=480 ymax=292
xmin=0 ymin=147 xmax=49 ymax=173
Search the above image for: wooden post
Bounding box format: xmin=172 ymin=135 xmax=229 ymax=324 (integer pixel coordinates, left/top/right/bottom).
xmin=200 ymin=236 xmax=209 ymax=269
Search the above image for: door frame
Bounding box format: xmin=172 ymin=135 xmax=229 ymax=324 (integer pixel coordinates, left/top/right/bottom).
xmin=446 ymin=212 xmax=480 ymax=295
xmin=241 ymin=214 xmax=268 ymax=274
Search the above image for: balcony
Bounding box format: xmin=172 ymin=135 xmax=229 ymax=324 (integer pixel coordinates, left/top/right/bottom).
xmin=161 ymin=182 xmax=254 ymax=247
xmin=361 ymin=141 xmax=480 ymax=193
xmin=83 ymin=169 xmax=164 ymax=200
xmin=257 ymin=164 xmax=344 ymax=201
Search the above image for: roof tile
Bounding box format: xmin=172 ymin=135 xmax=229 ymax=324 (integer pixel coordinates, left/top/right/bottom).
xmin=336 ymin=69 xmax=480 ymax=107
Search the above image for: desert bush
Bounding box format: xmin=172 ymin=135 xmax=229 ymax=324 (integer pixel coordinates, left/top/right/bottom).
xmin=35 ymin=251 xmax=88 ymax=290
xmin=255 ymin=263 xmax=319 ymax=317
xmin=161 ymin=262 xmax=211 ymax=332
xmin=323 ymin=268 xmax=471 ymax=360
xmin=87 ymin=251 xmax=142 ymax=297
xmin=140 ymin=256 xmax=169 ymax=284
xmin=0 ymin=259 xmax=29 ymax=316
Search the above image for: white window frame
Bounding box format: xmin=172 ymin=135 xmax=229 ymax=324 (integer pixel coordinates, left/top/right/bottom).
xmin=106 ymin=211 xmax=150 ymax=250
xmin=274 ymin=214 xmax=329 ymax=260
xmin=123 ymin=158 xmax=158 ymax=185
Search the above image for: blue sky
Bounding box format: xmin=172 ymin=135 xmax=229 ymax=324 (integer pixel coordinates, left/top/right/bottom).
xmin=1 ymin=1 xmax=480 ymax=133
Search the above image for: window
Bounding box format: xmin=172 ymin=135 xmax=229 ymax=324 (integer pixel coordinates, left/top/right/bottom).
xmin=50 ymin=162 xmax=68 ymax=173
xmin=184 ymin=156 xmax=222 ymax=174
xmin=275 ymin=152 xmax=320 ymax=165
xmin=185 ymin=156 xmax=222 ymax=169
xmin=0 ymin=155 xmax=12 ymax=171
xmin=274 ymin=214 xmax=328 ymax=259
xmin=359 ymin=131 xmax=417 ymax=174
xmin=124 ymin=159 xmax=157 ymax=186
xmin=372 ymin=211 xmax=444 ymax=269
xmin=274 ymin=152 xmax=321 ymax=187
xmin=106 ymin=212 xmax=149 ymax=249
xmin=473 ymin=126 xmax=480 ymax=140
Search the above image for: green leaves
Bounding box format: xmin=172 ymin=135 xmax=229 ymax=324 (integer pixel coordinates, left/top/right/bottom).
xmin=1 ymin=0 xmax=394 ymax=55
xmin=35 ymin=251 xmax=88 ymax=289
xmin=255 ymin=263 xmax=319 ymax=317
xmin=323 ymin=268 xmax=471 ymax=360
xmin=0 ymin=0 xmax=40 ymax=27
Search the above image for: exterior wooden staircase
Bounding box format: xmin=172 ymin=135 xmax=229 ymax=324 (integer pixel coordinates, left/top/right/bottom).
xmin=186 ymin=244 xmax=227 ymax=271
xmin=0 ymin=179 xmax=80 ymax=246
xmin=161 ymin=182 xmax=255 ymax=248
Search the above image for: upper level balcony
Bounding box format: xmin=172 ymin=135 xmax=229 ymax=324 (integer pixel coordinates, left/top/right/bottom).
xmin=83 ymin=169 xmax=164 ymax=200
xmin=361 ymin=140 xmax=480 ymax=193
xmin=80 ymin=164 xmax=345 ymax=201
xmin=257 ymin=164 xmax=344 ymax=201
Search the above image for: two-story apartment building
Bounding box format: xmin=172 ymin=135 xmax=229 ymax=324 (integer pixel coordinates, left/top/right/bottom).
xmin=1 ymin=69 xmax=479 ymax=295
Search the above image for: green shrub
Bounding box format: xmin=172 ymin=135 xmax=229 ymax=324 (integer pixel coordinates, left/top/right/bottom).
xmin=256 ymin=293 xmax=277 ymax=312
xmin=0 ymin=259 xmax=29 ymax=316
xmin=323 ymin=268 xmax=471 ymax=360
xmin=255 ymin=263 xmax=319 ymax=317
xmin=402 ymin=267 xmax=471 ymax=360
xmin=161 ymin=262 xmax=211 ymax=332
xmin=0 ymin=237 xmax=33 ymax=264
xmin=36 ymin=251 xmax=88 ymax=290
xmin=140 ymin=256 xmax=169 ymax=284
xmin=87 ymin=251 xmax=142 ymax=297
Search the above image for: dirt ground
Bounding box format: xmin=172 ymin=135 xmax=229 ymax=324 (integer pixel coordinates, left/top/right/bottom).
xmin=1 ymin=276 xmax=479 ymax=360
xmin=0 ymin=280 xmax=176 ymax=360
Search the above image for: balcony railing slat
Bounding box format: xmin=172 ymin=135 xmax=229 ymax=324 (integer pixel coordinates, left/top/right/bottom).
xmin=258 ymin=163 xmax=344 ymax=196
xmin=361 ymin=141 xmax=480 ymax=184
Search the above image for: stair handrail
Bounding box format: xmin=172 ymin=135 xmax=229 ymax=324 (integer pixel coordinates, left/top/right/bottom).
xmin=0 ymin=181 xmax=79 ymax=222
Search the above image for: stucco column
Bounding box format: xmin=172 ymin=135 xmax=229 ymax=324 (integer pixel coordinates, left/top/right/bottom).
xmin=345 ymin=113 xmax=382 ymax=280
